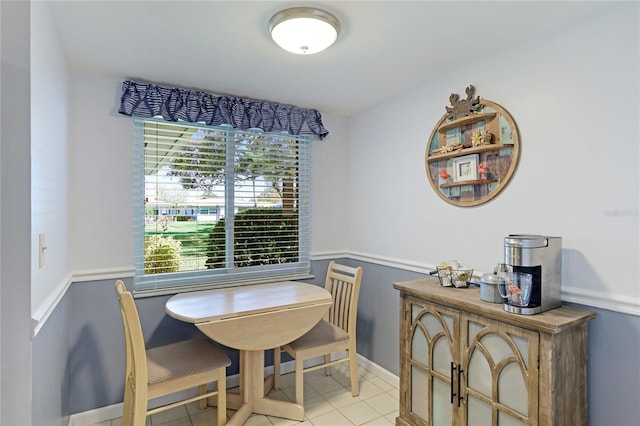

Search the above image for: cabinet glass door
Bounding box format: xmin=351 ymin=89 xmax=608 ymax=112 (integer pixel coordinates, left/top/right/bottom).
xmin=409 ymin=300 xmax=458 ymax=425
xmin=461 ymin=313 xmax=539 ymax=425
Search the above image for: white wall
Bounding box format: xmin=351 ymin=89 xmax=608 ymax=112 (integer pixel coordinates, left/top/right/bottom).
xmin=1 ymin=1 xmax=32 ymax=423
xmin=66 ymin=3 xmax=638 ymax=316
xmin=68 ymin=75 xmax=134 ymax=274
xmin=310 ymin=111 xmax=350 ymax=254
xmin=68 ymin=75 xmax=350 ymax=274
xmin=30 ymin=1 xmax=70 ymax=318
xmin=346 ymin=3 xmax=639 ymax=314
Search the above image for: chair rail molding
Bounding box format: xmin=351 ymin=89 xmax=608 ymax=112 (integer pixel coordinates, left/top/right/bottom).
xmin=31 ymin=258 xmax=639 ymax=338
xmin=31 ymin=266 xmax=135 ymax=337
xmin=32 ymin=273 xmax=73 ymax=337
xmin=312 ymin=250 xmax=640 ymax=317
xmin=562 ymin=286 xmax=640 ymax=317
xmin=73 ymin=266 xmax=136 ymax=282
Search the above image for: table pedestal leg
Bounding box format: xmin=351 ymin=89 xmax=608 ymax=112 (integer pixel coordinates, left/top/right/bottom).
xmin=225 ymin=350 xmax=304 ymax=426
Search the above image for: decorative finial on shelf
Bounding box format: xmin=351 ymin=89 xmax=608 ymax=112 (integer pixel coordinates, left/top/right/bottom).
xmin=444 ymin=85 xmax=482 ymax=121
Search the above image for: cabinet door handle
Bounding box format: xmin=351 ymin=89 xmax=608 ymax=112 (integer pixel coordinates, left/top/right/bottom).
xmin=457 ymin=365 xmax=464 ymax=407
xmin=450 ymin=362 xmax=456 ymax=403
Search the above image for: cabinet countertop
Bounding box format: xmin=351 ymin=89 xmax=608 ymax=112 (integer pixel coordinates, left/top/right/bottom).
xmin=394 ymin=277 xmax=596 ymax=334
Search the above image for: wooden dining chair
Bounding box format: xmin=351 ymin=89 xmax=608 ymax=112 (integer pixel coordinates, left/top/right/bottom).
xmin=114 ymin=280 xmax=231 ymax=426
xmin=273 ymin=261 xmax=363 ymax=404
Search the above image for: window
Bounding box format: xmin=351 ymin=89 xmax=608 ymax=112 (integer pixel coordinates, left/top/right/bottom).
xmin=133 ymin=118 xmax=312 ymax=295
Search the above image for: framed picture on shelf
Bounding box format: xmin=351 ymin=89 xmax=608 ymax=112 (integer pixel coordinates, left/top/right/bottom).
xmin=452 ymin=154 xmax=479 ymax=182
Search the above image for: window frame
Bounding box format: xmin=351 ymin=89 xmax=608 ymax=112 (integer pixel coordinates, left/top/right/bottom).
xmin=132 ymin=117 xmax=313 ymax=296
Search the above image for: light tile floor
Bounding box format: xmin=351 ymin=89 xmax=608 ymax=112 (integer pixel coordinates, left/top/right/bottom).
xmin=91 ymin=364 xmax=398 ymax=426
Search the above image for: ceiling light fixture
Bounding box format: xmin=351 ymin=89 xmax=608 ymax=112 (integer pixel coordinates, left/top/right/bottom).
xmin=269 ymin=7 xmax=340 ymax=55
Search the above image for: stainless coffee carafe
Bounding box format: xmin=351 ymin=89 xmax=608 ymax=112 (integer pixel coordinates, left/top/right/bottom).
xmin=503 ymin=234 xmax=562 ymax=315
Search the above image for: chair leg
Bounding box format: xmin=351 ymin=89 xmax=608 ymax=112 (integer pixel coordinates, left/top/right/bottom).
xmin=132 ymin=396 xmax=147 ymax=426
xmin=198 ymin=384 xmax=207 ymax=410
xmin=132 ymin=384 xmax=148 ymax=426
xmin=217 ymin=368 xmax=227 ymax=426
xmin=122 ymin=381 xmax=134 ymax=426
xmin=324 ymin=354 xmax=332 ymax=376
xmin=295 ymin=357 xmax=305 ymax=406
xmin=348 ymin=347 xmax=359 ymax=397
xmin=273 ymin=347 xmax=281 ymax=390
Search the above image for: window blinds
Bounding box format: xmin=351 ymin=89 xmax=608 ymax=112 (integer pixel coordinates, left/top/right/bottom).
xmin=133 ymin=118 xmax=312 ymax=296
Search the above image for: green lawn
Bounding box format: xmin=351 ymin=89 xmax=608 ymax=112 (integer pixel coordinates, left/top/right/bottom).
xmin=145 ymin=220 xmax=215 ymax=270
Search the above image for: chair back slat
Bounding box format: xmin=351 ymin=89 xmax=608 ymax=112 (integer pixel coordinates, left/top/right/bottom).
xmin=329 ymin=280 xmax=347 ymax=329
xmin=324 ymin=261 xmax=363 ymax=335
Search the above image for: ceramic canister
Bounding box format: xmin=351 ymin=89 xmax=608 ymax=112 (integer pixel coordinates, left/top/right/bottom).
xmin=480 ymin=272 xmax=506 ymax=303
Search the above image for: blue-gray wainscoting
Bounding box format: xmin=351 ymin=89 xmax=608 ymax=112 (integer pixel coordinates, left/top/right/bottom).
xmin=32 ymin=259 xmax=640 ymax=425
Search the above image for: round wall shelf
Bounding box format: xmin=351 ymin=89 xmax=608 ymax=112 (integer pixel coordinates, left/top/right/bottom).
xmin=425 ymin=94 xmax=520 ymax=207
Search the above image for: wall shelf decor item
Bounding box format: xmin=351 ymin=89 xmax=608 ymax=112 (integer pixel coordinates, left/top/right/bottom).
xmin=425 ymin=85 xmax=520 ymax=207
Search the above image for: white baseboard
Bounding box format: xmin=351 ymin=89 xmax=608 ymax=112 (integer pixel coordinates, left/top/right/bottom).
xmin=357 ymin=353 xmax=399 ymax=389
xmin=68 ymin=368 xmax=240 ymax=426
xmin=68 ymin=355 xmax=398 ymax=426
xmin=68 ymin=403 xmax=124 ymax=426
xmin=68 ymin=360 xmax=299 ymax=426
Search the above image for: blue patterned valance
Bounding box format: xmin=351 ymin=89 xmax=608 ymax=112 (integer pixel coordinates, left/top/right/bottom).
xmin=118 ymin=80 xmax=329 ymax=139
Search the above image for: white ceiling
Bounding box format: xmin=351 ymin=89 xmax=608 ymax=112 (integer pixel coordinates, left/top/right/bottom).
xmin=47 ymin=1 xmax=615 ymax=117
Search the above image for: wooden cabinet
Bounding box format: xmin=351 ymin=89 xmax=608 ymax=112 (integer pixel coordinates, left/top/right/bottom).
xmin=394 ymin=278 xmax=596 ymax=426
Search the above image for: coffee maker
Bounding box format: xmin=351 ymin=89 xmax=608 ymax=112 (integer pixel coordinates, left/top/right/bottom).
xmin=503 ymin=234 xmax=562 ymax=315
